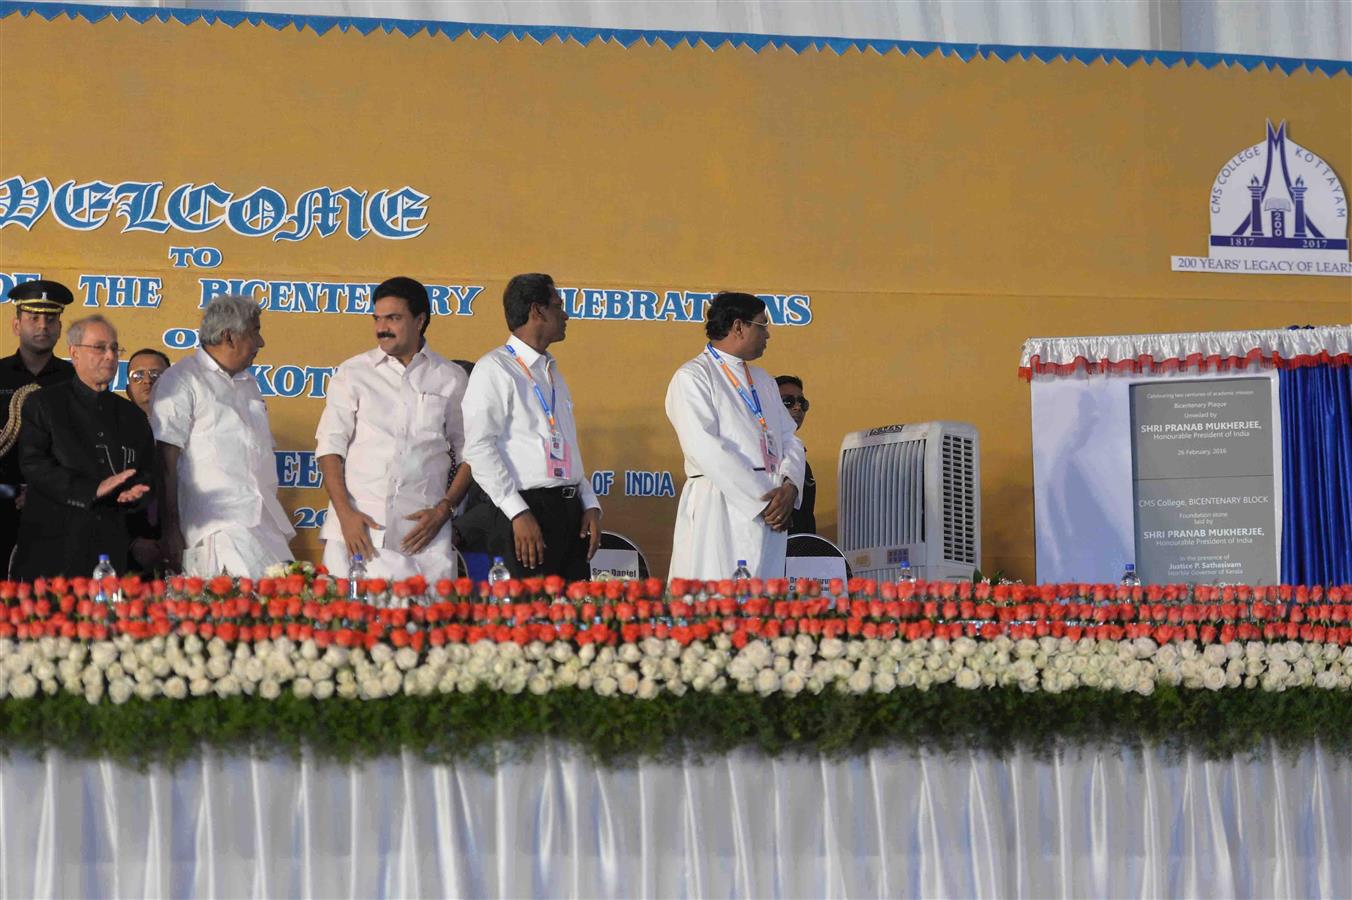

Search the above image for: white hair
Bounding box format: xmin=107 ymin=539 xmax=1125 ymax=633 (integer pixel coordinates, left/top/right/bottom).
xmin=66 ymin=314 xmax=116 ymax=348
xmin=199 ymin=295 xmax=261 ymax=346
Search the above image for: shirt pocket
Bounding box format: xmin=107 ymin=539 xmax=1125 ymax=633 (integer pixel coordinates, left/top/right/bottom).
xmin=412 ymin=391 xmax=450 ymax=438
xmin=243 ymin=397 xmax=273 ymax=449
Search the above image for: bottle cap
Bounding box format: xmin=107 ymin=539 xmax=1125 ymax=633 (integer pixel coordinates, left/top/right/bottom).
xmin=353 ymin=554 xmax=363 ymax=562
xmin=98 ymin=554 xmax=110 ymax=562
xmin=737 ymin=559 xmax=747 ymax=566
xmin=1125 ymin=563 xmax=1135 ymax=571
xmin=493 ymin=556 xmax=504 ymax=564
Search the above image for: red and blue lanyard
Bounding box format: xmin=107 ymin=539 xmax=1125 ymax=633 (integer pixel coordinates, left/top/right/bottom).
xmin=705 ymin=343 xmax=769 ymax=435
xmin=505 ymin=343 xmax=558 ymax=432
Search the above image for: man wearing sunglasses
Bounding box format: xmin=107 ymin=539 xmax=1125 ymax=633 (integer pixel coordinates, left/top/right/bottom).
xmin=775 ymin=375 xmax=816 ymax=535
xmin=666 ymin=291 xmax=805 ymax=580
xmin=122 ymin=348 xmax=173 ymax=572
xmin=124 ymin=348 xmax=171 ymax=417
xmin=11 ymin=315 xmax=154 ymax=579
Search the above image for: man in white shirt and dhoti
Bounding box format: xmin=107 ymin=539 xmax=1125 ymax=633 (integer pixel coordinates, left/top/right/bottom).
xmin=315 ymin=277 xmax=471 ymax=581
xmin=151 ymin=295 xmax=295 ymax=577
xmin=462 ymin=273 xmax=602 ymax=580
xmin=666 ymin=291 xmax=805 ymax=581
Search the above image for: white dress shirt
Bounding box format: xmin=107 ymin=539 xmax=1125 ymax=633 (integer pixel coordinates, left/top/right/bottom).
xmin=150 ymin=348 xmax=295 ymax=549
xmin=461 ymin=335 xmax=600 ymax=520
xmin=665 ymin=347 xmax=805 ymax=580
xmin=315 ymin=344 xmax=467 ymax=556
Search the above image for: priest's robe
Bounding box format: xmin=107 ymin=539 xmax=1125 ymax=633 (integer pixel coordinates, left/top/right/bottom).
xmin=665 ymin=350 xmax=805 ymax=581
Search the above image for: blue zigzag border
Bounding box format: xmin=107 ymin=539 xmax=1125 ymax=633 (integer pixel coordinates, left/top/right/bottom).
xmin=1 ymin=0 xmax=1348 ymax=77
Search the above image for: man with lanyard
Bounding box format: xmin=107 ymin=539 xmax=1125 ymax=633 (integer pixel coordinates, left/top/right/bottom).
xmin=665 ymin=291 xmax=805 ymax=580
xmin=315 ymin=276 xmax=471 ymax=581
xmin=461 ymin=273 xmax=602 ymax=579
xmin=0 ymin=280 xmax=75 ymax=575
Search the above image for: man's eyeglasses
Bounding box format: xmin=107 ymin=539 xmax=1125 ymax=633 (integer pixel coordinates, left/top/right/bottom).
xmin=72 ymin=343 xmax=124 ymax=357
xmin=782 ymin=395 xmax=810 ymax=412
xmin=743 ymin=319 xmax=771 ymax=331
xmin=128 ymin=370 xmax=163 ymax=384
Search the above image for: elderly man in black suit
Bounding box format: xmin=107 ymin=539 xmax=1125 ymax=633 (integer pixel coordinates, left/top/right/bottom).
xmin=12 ymin=315 xmax=154 ymax=579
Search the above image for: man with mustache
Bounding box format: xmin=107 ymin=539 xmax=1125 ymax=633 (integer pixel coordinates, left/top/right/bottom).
xmin=12 ymin=315 xmax=154 ymax=579
xmin=150 ymin=295 xmax=295 ymax=577
xmin=461 ymin=273 xmax=602 ymax=579
xmin=315 ymin=276 xmax=471 ymax=581
xmin=0 ymin=280 xmax=75 ymax=575
xmin=666 ymin=292 xmax=805 ymax=580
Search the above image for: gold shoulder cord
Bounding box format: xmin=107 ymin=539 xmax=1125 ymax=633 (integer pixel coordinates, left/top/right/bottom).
xmin=0 ymin=384 xmax=40 ymax=459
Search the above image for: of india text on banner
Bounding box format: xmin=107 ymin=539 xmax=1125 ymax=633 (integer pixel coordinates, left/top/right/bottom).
xmin=1 ymin=2 xmax=1348 ymax=578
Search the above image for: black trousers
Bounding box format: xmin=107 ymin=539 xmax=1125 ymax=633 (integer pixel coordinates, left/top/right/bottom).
xmin=0 ymin=499 xmax=16 ymax=578
xmin=490 ymin=486 xmax=591 ymax=580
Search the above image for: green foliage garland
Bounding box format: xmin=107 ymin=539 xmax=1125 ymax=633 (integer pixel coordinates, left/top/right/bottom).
xmin=2 ymin=684 xmax=1348 ymax=769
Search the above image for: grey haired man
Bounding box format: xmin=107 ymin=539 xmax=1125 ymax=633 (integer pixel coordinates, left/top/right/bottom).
xmin=150 ymin=295 xmax=294 ymax=576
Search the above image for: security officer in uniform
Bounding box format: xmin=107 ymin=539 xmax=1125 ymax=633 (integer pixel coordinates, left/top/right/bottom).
xmin=0 ymin=280 xmax=75 ymax=576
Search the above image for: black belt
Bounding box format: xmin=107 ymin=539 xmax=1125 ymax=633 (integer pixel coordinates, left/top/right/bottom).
xmin=522 ymin=484 xmax=580 ymax=499
xmin=690 ymin=467 xmax=765 ymax=479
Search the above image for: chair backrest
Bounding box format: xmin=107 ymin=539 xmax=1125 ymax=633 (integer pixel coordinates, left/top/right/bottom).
xmin=785 ymin=533 xmax=849 ymax=582
xmin=592 ymin=531 xmax=650 ymax=579
xmin=460 ymin=550 xmax=492 ymax=584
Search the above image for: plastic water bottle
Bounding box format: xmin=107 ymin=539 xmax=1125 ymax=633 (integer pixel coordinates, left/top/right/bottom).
xmin=348 ymin=554 xmax=366 ymax=601
xmin=732 ymin=559 xmax=752 ymax=603
xmin=1120 ymin=563 xmax=1140 ymax=588
xmin=92 ymin=554 xmax=118 ymax=605
xmin=897 ymin=562 xmax=917 ymax=584
xmin=488 ymin=556 xmax=511 ymax=585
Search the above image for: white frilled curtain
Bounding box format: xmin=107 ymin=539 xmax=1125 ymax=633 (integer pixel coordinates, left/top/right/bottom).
xmin=1019 ymin=324 xmax=1352 ymax=380
xmin=53 ymin=0 xmax=1352 ymax=62
xmin=1 ymin=742 xmax=1347 ymax=899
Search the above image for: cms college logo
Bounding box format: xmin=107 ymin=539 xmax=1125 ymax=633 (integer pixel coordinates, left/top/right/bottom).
xmin=1172 ymin=121 xmax=1350 ymax=277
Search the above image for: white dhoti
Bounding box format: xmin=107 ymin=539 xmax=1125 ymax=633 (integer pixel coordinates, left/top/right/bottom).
xmin=670 ymin=476 xmax=787 ymax=581
xmin=321 ymin=535 xmax=458 ymax=582
xmin=182 ymin=526 xmax=293 ymax=578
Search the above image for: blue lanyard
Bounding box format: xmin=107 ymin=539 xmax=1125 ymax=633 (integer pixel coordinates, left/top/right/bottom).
xmin=505 ymin=344 xmax=558 ymax=429
xmin=705 ymin=343 xmax=767 ymax=426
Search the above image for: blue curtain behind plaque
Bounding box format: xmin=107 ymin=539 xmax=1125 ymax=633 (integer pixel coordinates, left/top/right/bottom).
xmin=1279 ymin=361 xmax=1352 ymax=585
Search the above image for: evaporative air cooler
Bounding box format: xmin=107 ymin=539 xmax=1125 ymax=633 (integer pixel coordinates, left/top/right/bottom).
xmin=837 ymin=421 xmax=980 ymax=582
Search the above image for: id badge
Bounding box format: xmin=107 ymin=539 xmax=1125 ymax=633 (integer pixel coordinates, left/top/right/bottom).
xmin=545 ymin=433 xmax=574 ymax=480
xmin=760 ymin=432 xmax=779 ymax=473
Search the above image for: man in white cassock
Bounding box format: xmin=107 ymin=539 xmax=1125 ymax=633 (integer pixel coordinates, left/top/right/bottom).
xmin=315 ymin=277 xmax=471 ymax=582
xmin=666 ymin=291 xmax=805 ymax=580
